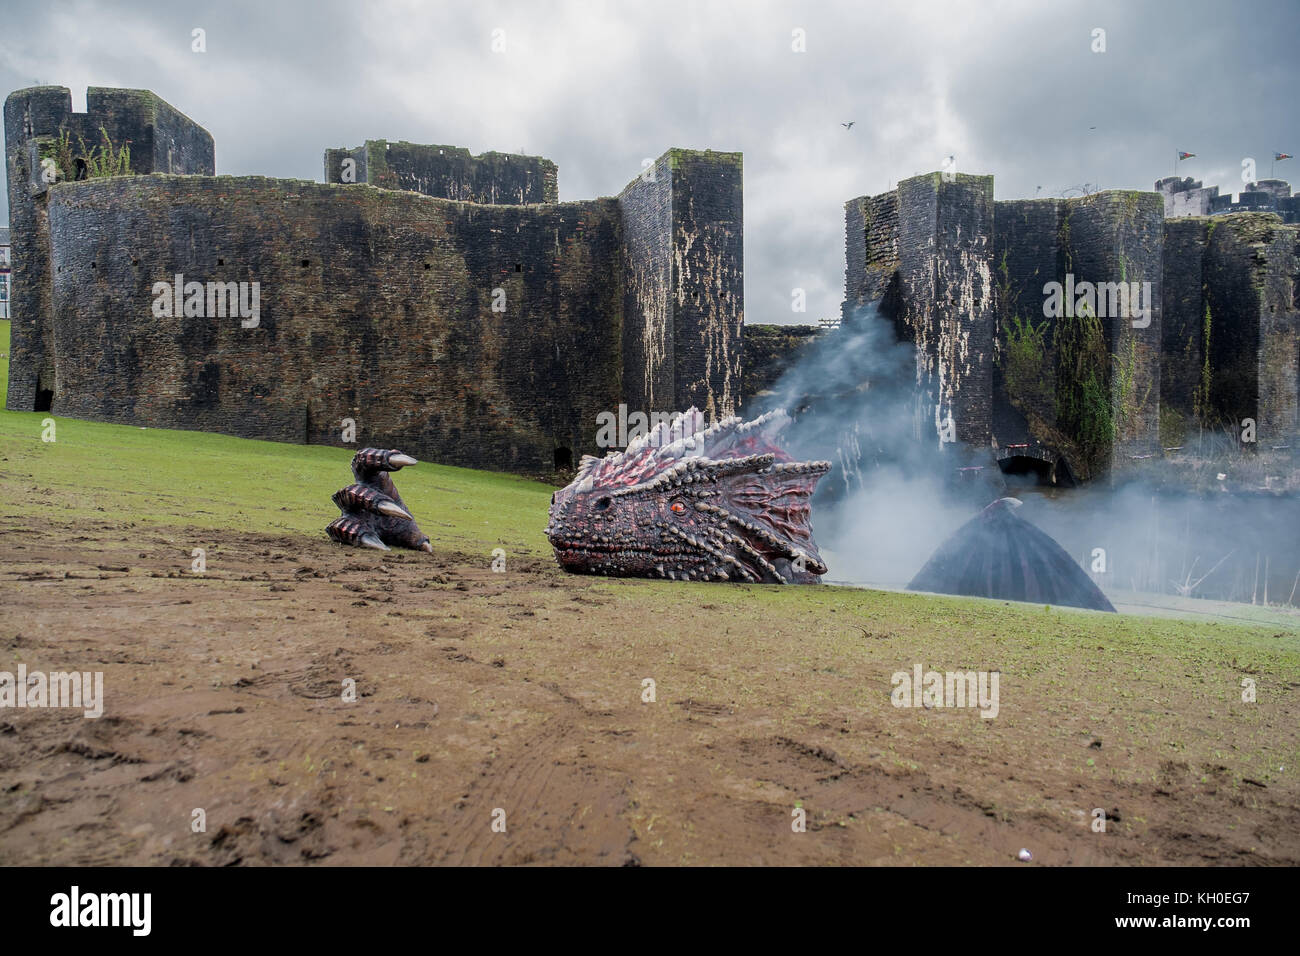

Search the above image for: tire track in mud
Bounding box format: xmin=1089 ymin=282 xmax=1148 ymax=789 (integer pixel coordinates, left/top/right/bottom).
xmin=716 ymin=733 xmax=1300 ymax=865
xmin=701 ymin=734 xmax=1105 ymax=864
xmin=434 ymin=714 xmax=639 ymax=866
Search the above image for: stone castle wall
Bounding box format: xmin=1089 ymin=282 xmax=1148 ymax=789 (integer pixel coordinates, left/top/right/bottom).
xmin=738 ymin=323 xmax=820 ymax=409
xmin=843 ymin=173 xmax=996 ymax=453
xmin=846 ymin=174 xmax=1299 ymax=482
xmin=5 ymin=86 xmax=744 ymax=475
xmin=616 ymin=148 xmax=744 ymax=422
xmin=667 ymin=149 xmax=743 ymax=421
xmin=617 ymin=153 xmax=675 ymax=416
xmin=46 ymin=176 xmax=623 ymax=472
xmin=325 ymin=140 xmax=558 ymax=205
xmin=4 ymin=86 xmax=214 ymax=411
xmin=1158 ymin=213 xmax=1300 ymax=449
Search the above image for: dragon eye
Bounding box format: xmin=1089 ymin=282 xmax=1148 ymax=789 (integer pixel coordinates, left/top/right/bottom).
xmin=594 ymin=496 xmax=613 ymax=511
xmin=670 ymin=501 xmax=686 ymax=515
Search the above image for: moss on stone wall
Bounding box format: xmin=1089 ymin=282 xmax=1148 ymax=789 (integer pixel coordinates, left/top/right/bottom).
xmin=1195 ymin=301 xmax=1213 ymax=422
xmin=999 ymin=314 xmax=1052 ymax=411
xmin=1054 ymin=304 xmax=1114 ymax=478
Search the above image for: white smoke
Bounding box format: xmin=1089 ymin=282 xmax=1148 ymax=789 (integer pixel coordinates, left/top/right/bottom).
xmin=755 ymin=308 xmax=1300 ymax=607
xmin=754 ymin=307 xmax=977 ymax=588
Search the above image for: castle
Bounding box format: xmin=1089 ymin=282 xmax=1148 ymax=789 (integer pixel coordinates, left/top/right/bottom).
xmin=1157 ymin=175 xmax=1300 ymax=223
xmin=4 ymin=86 xmax=742 ymax=473
xmin=6 ymin=85 xmax=1298 ymax=489
xmin=834 ymin=173 xmax=1299 ymax=486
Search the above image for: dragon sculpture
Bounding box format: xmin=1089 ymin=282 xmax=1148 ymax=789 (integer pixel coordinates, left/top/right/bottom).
xmin=546 ymin=408 xmax=831 ymax=583
xmin=326 ymin=447 xmax=432 ymax=553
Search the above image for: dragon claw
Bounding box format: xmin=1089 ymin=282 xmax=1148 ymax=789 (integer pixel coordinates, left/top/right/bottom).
xmin=326 ymin=449 xmax=429 ymax=553
xmin=359 ymin=532 xmax=389 ymax=551
xmin=375 ymin=500 xmax=412 ymax=520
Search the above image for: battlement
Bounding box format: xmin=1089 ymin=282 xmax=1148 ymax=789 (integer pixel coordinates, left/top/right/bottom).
xmin=324 ymin=139 xmax=558 ymax=204
xmin=1157 ymin=174 xmax=1299 ymax=223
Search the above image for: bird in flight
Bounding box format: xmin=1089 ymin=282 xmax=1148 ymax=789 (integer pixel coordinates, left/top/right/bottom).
xmin=841 ymin=121 xmax=855 ymax=130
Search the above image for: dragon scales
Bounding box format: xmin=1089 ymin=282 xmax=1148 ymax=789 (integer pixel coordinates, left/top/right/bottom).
xmin=546 ymin=408 xmax=831 ymax=584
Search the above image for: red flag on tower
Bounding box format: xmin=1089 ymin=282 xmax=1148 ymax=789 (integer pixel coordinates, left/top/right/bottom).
xmin=1276 ymin=152 xmax=1294 ymax=161
xmin=1178 ymin=151 xmax=1196 ymax=160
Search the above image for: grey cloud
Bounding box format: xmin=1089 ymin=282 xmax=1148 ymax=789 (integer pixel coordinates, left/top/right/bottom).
xmin=2 ymin=0 xmax=1295 ymax=326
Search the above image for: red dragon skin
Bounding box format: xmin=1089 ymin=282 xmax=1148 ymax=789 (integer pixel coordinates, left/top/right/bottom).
xmin=546 ymin=408 xmax=832 ymax=584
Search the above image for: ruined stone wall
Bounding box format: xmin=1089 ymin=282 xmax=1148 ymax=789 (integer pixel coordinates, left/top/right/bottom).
xmin=1200 ymin=214 xmax=1300 ymax=444
xmin=990 ymin=198 xmax=1065 ymax=463
xmin=6 ymin=84 xmax=748 ymax=476
xmin=1159 ymin=218 xmax=1209 ymax=445
xmin=1064 ymin=191 xmax=1165 ymax=469
xmin=617 ymin=148 xmax=744 ymax=423
xmin=669 ymin=149 xmax=743 ymax=420
xmin=617 ymin=154 xmax=675 ymax=416
xmin=987 ymin=192 xmax=1164 ymax=479
xmin=850 ymin=176 xmax=1177 ymax=482
xmin=842 ymin=192 xmax=899 ymax=324
xmin=990 ymin=199 xmax=1297 ymax=476
xmin=45 ymin=176 xmax=623 ymax=472
xmin=1255 ymin=221 xmax=1300 ymax=444
xmin=738 ymin=323 xmax=820 ymax=411
xmin=887 ymin=173 xmax=995 ymax=448
xmin=3 ymin=86 xmax=214 ymax=410
xmin=325 ymin=140 xmax=558 ymax=205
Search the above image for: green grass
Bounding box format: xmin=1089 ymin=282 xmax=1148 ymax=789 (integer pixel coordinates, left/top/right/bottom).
xmin=0 ymin=320 xmax=553 ymax=558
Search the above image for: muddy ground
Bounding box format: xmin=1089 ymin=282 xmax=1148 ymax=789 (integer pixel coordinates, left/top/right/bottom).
xmin=0 ymin=519 xmax=1296 ymax=866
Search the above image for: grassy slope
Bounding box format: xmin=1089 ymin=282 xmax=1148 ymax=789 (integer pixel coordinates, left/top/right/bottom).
xmin=1 ymin=318 xmax=1298 ymax=793
xmin=0 ymin=321 xmax=552 ymax=559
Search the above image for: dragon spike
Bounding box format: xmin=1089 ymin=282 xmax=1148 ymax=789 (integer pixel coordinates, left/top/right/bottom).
xmin=376 ymin=500 xmax=413 ymax=519
xmin=359 ymin=532 xmax=389 ymax=551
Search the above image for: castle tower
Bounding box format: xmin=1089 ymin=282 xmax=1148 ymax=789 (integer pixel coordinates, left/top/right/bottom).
xmin=845 ymin=172 xmax=996 ymax=451
xmin=617 ymin=147 xmax=743 ymax=422
xmin=3 ymin=86 xmax=214 ymax=411
xmin=846 ymin=177 xmax=1164 ymax=484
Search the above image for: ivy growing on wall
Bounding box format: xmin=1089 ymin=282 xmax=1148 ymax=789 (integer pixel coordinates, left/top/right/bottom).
xmin=1053 ymin=302 xmax=1114 ymax=477
xmin=1000 ymin=314 xmax=1053 ymax=410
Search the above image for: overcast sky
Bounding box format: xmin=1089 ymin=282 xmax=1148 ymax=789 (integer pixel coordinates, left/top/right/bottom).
xmin=3 ymin=0 xmax=1297 ymax=324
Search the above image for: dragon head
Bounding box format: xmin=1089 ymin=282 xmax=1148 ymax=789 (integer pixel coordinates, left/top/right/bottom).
xmin=546 ymin=408 xmax=831 ymax=584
